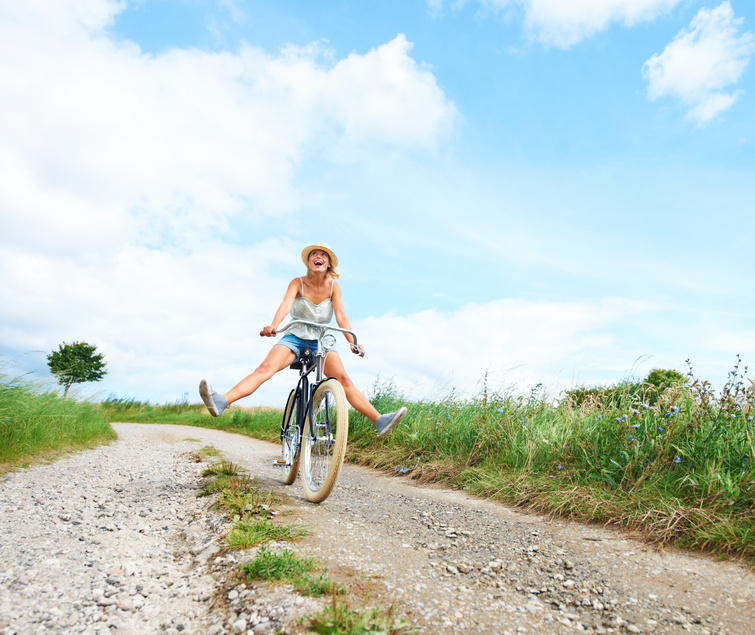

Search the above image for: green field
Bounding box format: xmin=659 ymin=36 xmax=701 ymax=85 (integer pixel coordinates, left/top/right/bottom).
xmin=5 ymin=364 xmax=753 ymax=563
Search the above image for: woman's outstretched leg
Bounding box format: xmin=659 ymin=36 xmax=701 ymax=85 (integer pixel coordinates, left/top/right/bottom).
xmin=200 ymin=344 xmax=296 ymax=417
xmin=323 ymin=352 xmax=406 ymax=435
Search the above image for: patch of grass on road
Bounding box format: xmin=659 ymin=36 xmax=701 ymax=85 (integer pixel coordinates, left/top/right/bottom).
xmin=240 ymin=547 xmax=332 ymax=597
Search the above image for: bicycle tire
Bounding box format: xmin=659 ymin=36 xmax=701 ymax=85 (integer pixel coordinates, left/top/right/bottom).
xmin=300 ymin=378 xmax=348 ymax=503
xmin=279 ymin=389 xmax=301 ymax=485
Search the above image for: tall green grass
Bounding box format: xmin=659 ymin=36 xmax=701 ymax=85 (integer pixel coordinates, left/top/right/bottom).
xmin=0 ymin=373 xmax=115 ymax=467
xmin=100 ymin=396 xmax=281 ymax=442
xmin=346 ymin=364 xmax=755 ymax=562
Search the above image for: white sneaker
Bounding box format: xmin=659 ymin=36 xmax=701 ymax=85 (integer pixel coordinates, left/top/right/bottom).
xmin=374 ymin=407 xmax=407 ymax=436
xmin=199 ymin=379 xmax=227 ymax=417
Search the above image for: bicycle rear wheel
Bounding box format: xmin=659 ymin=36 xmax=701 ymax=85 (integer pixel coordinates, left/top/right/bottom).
xmin=279 ymin=389 xmax=301 ymax=485
xmin=300 ymin=378 xmax=348 ymax=503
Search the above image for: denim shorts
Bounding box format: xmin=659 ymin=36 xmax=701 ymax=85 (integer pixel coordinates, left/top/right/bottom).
xmin=277 ymin=334 xmax=319 ymax=362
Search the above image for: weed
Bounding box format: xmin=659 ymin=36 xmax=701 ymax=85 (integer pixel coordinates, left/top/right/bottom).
xmin=198 ymin=445 xmax=222 ymax=458
xmin=227 ymin=518 xmax=307 ymax=549
xmin=308 ymin=583 xmax=414 ymax=634
xmin=240 ymin=547 xmax=332 ymax=596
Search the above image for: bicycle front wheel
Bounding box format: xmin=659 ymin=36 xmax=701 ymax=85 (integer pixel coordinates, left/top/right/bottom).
xmin=279 ymin=389 xmax=301 ymax=485
xmin=300 ymin=378 xmax=348 ymax=503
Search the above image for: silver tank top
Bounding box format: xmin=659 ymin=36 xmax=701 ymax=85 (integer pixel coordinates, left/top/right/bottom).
xmin=286 ymin=278 xmax=334 ymax=340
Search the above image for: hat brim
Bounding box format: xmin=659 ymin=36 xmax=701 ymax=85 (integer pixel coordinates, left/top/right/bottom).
xmin=301 ymin=243 xmax=338 ymax=269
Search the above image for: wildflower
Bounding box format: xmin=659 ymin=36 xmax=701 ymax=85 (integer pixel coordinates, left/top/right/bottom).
xmin=632 ymin=424 xmax=640 ymax=429
xmin=558 ymin=464 xmax=563 ymax=470
xmin=622 ymin=414 xmax=628 ymax=421
xmin=672 ymin=406 xmax=679 ymax=414
xmin=658 ymin=426 xmax=663 ymax=432
xmin=616 ymin=417 xmax=623 ymax=423
xmin=436 ymin=421 xmax=442 ymax=426
xmin=598 ymin=415 xmax=602 ymax=419
xmin=642 ymin=404 xmax=649 ymax=409
xmin=749 ymin=416 xmax=754 ymax=422
xmin=735 ymin=401 xmax=741 ymax=407
xmin=399 ymin=467 xmax=409 ymax=474
xmin=730 ymin=414 xmax=736 ymax=419
xmin=498 ymin=408 xmax=504 ymax=413
xmin=632 ymin=409 xmax=640 ymax=415
xmin=549 ymin=475 xmax=554 ymax=478
xmin=674 ymin=456 xmax=681 ymax=463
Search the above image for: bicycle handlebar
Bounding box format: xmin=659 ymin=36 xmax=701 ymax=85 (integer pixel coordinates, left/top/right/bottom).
xmin=271 ymin=320 xmax=364 ymax=356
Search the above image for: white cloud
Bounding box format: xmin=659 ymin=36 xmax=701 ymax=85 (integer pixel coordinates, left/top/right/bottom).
xmin=474 ymin=0 xmax=683 ymax=48
xmin=643 ymin=2 xmax=755 ymax=125
xmin=0 ymin=2 xmax=458 ymax=259
xmin=350 ymin=297 xmax=654 ymax=401
xmin=0 ymin=0 xmax=458 ymax=403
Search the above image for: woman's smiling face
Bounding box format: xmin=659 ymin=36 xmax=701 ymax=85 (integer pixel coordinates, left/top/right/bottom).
xmin=308 ymin=249 xmax=330 ymax=273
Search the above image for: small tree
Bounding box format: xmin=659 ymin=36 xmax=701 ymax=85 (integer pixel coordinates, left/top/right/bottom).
xmin=47 ymin=341 xmax=107 ymax=396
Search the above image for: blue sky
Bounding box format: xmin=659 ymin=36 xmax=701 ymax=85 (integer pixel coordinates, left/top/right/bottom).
xmin=1 ymin=0 xmax=754 ymax=406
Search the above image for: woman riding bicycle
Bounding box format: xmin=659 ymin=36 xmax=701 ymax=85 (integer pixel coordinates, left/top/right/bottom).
xmin=199 ymin=242 xmax=406 ymax=436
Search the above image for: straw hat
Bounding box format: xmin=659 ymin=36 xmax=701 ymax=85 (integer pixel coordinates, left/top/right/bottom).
xmin=301 ymin=242 xmax=338 ymax=268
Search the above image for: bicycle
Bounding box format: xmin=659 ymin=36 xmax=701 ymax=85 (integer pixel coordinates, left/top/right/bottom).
xmin=271 ymin=319 xmax=363 ymax=503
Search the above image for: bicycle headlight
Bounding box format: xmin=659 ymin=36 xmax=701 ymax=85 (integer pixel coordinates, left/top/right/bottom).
xmin=321 ymin=333 xmax=337 ymax=350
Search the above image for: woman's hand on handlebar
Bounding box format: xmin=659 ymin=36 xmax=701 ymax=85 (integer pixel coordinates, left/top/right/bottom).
xmin=351 ymin=343 xmax=365 ymax=357
xmin=260 ymin=325 xmax=277 ymax=337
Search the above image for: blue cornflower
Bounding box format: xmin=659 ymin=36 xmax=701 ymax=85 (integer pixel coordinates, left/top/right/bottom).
xmin=672 ymin=406 xmax=679 ymax=414
xmin=598 ymin=415 xmax=602 ymax=419
xmin=622 ymin=414 xmax=629 ymax=421
xmin=498 ymin=407 xmax=504 ymax=413
xmin=730 ymin=414 xmax=736 ymax=418
xmin=616 ymin=417 xmax=623 ymax=423
xmin=399 ymin=467 xmax=409 ymax=474
xmin=632 ymin=424 xmax=640 ymax=429
xmin=642 ymin=404 xmax=650 ymax=409
xmin=674 ymin=456 xmax=681 ymax=463
xmin=558 ymin=464 xmax=563 ymax=470
xmin=632 ymin=409 xmax=640 ymax=415
xmin=658 ymin=426 xmax=663 ymax=432
xmin=436 ymin=421 xmax=442 ymax=426
xmin=749 ymin=416 xmax=754 ymax=422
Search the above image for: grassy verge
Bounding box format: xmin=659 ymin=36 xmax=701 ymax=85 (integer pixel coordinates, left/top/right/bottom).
xmin=1 ymin=373 xmax=116 ymax=471
xmin=100 ymin=397 xmax=281 ymax=442
xmin=101 ymin=364 xmax=755 ymax=564
xmin=345 ymin=372 xmax=755 ymax=564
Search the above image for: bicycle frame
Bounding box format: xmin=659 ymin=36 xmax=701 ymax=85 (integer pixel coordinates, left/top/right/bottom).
xmin=273 ymin=320 xmax=357 ymax=501
xmin=277 ymin=319 xmax=359 ymax=438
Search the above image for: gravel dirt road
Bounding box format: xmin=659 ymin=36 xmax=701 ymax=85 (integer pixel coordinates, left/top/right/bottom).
xmin=2 ymin=423 xmax=754 ymax=634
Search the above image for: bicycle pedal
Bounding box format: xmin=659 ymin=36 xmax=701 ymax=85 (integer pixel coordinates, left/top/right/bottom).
xmin=272 ymin=459 xmax=289 ymax=468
